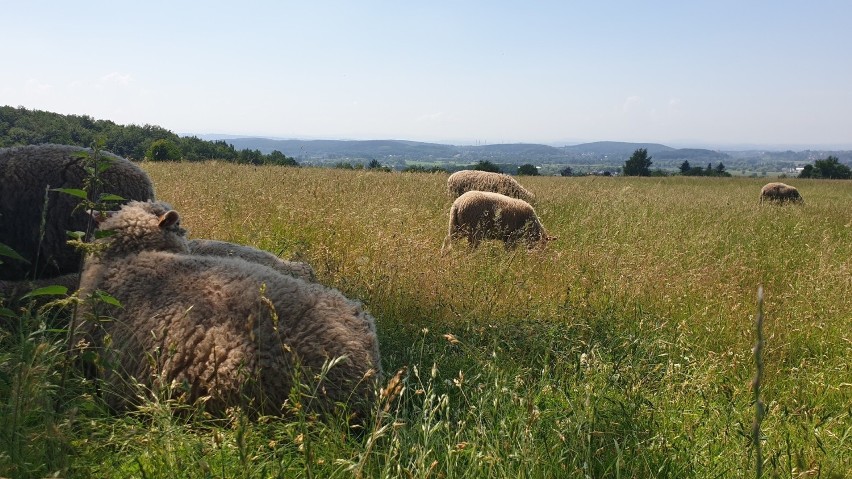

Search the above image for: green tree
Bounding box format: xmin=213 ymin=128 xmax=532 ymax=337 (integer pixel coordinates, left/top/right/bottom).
xmin=517 ymin=164 xmax=539 ymax=176
xmin=267 ymin=150 xmax=298 ymax=166
xmin=146 ymin=139 xmax=181 ymax=161
xmin=472 ymin=160 xmax=501 ymax=173
xmin=799 ymin=155 xmax=851 ymax=179
xmin=623 ymin=148 xmax=652 ymax=176
xmin=559 ymin=166 xmax=574 ymax=177
xmin=679 ymin=160 xmax=691 ymax=174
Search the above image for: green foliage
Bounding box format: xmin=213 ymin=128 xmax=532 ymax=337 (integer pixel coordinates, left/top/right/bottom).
xmin=517 ymin=163 xmax=539 ymax=176
xmin=559 ymin=166 xmax=574 ymax=177
xmin=367 ymin=159 xmax=392 ymax=172
xmin=0 ymin=106 xmax=297 ymax=166
xmin=798 ymin=155 xmax=852 ymax=179
xmin=622 ymin=148 xmax=652 ymax=176
xmin=145 ymin=139 xmax=182 ymax=161
xmin=471 ymin=160 xmax=501 ymax=173
xmin=402 ymin=164 xmax=449 ymax=173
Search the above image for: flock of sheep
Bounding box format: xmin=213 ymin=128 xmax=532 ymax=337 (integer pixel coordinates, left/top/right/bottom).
xmin=0 ymin=144 xmax=804 ymax=424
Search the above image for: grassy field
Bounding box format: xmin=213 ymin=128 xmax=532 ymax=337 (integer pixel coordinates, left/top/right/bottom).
xmin=2 ymin=162 xmax=850 ymax=478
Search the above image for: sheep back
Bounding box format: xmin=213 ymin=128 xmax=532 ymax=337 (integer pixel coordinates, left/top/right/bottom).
xmin=447 ymin=170 xmax=535 ymax=203
xmin=0 ymin=144 xmax=155 ymax=281
xmin=442 ymin=190 xmax=552 ymax=252
xmin=760 ymin=182 xmax=803 ymax=204
xmin=188 ymin=239 xmax=316 ymax=283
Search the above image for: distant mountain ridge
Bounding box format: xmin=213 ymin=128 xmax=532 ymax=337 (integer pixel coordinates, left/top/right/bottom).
xmin=223 ymin=137 xmax=731 ymax=167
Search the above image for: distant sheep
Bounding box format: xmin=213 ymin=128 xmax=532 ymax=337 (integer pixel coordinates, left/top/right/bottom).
xmin=447 ymin=170 xmax=535 ymax=203
xmin=76 ymin=201 xmax=381 ymax=421
xmin=0 ymin=144 xmax=155 ymax=281
xmin=188 ymin=239 xmax=316 ymax=283
xmin=760 ymin=182 xmax=803 ymax=204
xmin=441 ymin=191 xmax=555 ymax=253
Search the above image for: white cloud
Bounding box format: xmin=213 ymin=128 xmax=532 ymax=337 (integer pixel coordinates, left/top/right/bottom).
xmin=622 ymin=95 xmax=643 ymax=113
xmin=25 ymin=79 xmax=54 ymax=93
xmin=97 ymin=72 xmax=132 ymax=87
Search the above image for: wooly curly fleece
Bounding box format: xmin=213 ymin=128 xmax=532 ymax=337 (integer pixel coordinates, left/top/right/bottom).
xmin=0 ymin=144 xmax=155 ymax=281
xmin=446 ymin=169 xmax=535 ymax=203
xmin=77 ymin=201 xmax=382 ymax=421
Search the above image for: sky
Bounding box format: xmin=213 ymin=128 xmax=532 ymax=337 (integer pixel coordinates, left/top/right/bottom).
xmin=3 ymin=1 xmax=851 ymax=149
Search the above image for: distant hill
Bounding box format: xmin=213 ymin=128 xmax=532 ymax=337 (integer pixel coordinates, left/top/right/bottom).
xmin=222 ymin=137 xmax=733 ymax=168
xmin=3 ymin=105 xmax=850 ymax=173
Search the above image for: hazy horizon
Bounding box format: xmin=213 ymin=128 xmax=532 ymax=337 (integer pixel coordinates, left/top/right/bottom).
xmin=3 ymin=2 xmax=851 ymax=150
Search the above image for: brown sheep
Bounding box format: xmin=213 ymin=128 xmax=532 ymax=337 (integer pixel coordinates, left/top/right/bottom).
xmin=447 ymin=170 xmax=535 ymax=203
xmin=760 ymin=182 xmax=803 ymax=204
xmin=75 ymin=201 xmax=382 ymax=422
xmin=441 ymin=191 xmax=555 ymax=253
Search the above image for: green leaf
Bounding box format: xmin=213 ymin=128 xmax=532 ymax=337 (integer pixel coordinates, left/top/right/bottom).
xmin=0 ymin=242 xmax=29 ymax=263
xmin=0 ymin=307 xmax=17 ymax=318
xmin=94 ymin=290 xmax=122 ymax=308
xmin=52 ymin=188 xmax=88 ymax=199
xmin=99 ymin=193 xmax=126 ymax=202
xmin=22 ymin=285 xmax=69 ymax=298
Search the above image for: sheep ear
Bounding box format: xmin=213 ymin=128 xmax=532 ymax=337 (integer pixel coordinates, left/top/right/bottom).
xmin=89 ymin=209 xmax=114 ymax=224
xmin=158 ymin=210 xmax=180 ymax=229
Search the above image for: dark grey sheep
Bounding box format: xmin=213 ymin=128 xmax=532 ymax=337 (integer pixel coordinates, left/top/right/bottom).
xmin=0 ymin=144 xmax=155 ymax=281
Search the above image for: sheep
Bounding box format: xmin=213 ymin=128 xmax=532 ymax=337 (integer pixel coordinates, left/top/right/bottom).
xmin=441 ymin=190 xmax=555 ymax=253
xmin=187 ymin=239 xmax=316 ymax=283
xmin=75 ymin=201 xmax=382 ymax=421
xmin=0 ymin=144 xmax=155 ymax=281
xmin=1 ymin=241 xmax=315 ymax=300
xmin=447 ymin=170 xmax=535 ymax=203
xmin=759 ymin=182 xmax=803 ymax=204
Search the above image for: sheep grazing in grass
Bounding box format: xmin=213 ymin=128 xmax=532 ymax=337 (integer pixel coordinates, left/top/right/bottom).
xmin=447 ymin=170 xmax=535 ymax=203
xmin=188 ymin=239 xmax=316 ymax=283
xmin=0 ymin=144 xmax=155 ymax=281
xmin=76 ymin=201 xmax=382 ymax=422
xmin=441 ymin=191 xmax=555 ymax=253
xmin=760 ymin=182 xmax=803 ymax=204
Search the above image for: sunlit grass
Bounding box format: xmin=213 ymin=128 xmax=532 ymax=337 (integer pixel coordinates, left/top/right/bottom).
xmin=2 ymin=162 xmax=850 ymax=477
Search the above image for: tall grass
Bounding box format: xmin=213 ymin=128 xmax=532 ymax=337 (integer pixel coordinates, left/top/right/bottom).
xmin=2 ymin=162 xmax=850 ymax=477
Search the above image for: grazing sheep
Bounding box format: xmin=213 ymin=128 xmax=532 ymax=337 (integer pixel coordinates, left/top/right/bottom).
xmin=447 ymin=170 xmax=535 ymax=203
xmin=760 ymin=182 xmax=803 ymax=204
xmin=0 ymin=144 xmax=155 ymax=281
xmin=76 ymin=201 xmax=381 ymax=421
xmin=441 ymin=191 xmax=555 ymax=253
xmin=188 ymin=239 xmax=316 ymax=283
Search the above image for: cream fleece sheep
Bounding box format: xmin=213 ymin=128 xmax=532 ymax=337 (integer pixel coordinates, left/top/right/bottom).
xmin=76 ymin=201 xmax=381 ymax=421
xmin=187 ymin=239 xmax=316 ymax=283
xmin=0 ymin=144 xmax=155 ymax=281
xmin=1 ymin=240 xmax=315 ymax=300
xmin=446 ymin=170 xmax=535 ymax=203
xmin=441 ymin=190 xmax=555 ymax=253
xmin=759 ymin=182 xmax=803 ymax=204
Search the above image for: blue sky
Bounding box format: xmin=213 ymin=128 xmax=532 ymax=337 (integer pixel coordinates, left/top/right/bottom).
xmin=3 ymin=1 xmax=851 ymax=148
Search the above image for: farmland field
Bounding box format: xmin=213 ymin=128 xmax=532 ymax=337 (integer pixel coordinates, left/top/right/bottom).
xmin=2 ymin=162 xmax=850 ymax=478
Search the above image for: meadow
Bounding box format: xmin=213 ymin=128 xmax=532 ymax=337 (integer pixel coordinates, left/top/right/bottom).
xmin=2 ymin=162 xmax=850 ymax=478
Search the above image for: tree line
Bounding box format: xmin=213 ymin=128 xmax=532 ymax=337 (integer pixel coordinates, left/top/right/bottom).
xmin=0 ymin=106 xmax=297 ymax=166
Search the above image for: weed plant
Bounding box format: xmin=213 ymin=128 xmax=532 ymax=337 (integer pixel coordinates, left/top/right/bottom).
xmin=1 ymin=162 xmax=849 ymax=477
